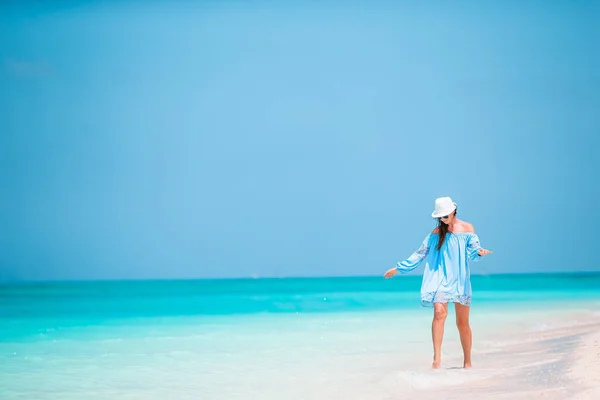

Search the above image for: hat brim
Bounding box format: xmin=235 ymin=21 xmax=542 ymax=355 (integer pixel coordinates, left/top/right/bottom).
xmin=431 ymin=203 xmax=457 ymax=218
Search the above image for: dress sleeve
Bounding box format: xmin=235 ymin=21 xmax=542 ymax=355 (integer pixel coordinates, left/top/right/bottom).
xmin=396 ymin=234 xmax=431 ymax=273
xmin=467 ymin=233 xmax=483 ymax=262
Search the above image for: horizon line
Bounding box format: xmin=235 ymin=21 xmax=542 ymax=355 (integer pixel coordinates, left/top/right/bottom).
xmin=2 ymin=270 xmax=599 ymax=285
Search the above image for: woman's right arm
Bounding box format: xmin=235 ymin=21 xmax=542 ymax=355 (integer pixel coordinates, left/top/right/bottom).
xmin=384 ymin=234 xmax=431 ymax=278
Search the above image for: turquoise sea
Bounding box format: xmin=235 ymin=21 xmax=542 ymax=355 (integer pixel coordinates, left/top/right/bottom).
xmin=1 ymin=273 xmax=600 ymax=399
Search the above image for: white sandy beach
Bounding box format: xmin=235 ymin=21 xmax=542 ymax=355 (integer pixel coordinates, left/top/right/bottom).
xmin=570 ymin=324 xmax=600 ymax=400
xmin=392 ymin=312 xmax=600 ymax=400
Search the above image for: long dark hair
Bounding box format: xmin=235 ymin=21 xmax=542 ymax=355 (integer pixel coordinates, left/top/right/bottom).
xmin=436 ymin=208 xmax=457 ymax=250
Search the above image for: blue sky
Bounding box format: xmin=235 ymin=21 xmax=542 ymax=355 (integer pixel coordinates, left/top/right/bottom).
xmin=1 ymin=1 xmax=599 ymax=280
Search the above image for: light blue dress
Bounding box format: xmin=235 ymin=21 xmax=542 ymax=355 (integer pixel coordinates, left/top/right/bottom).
xmin=395 ymin=232 xmax=484 ymax=307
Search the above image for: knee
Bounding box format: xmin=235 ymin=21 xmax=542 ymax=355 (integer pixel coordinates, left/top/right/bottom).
xmin=456 ymin=318 xmax=470 ymax=329
xmin=433 ymin=309 xmax=447 ymax=322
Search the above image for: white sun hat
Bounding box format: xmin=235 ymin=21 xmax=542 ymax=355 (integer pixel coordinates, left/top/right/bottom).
xmin=431 ymin=197 xmax=457 ymax=218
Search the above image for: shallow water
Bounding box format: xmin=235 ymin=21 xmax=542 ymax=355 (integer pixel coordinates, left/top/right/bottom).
xmin=1 ymin=273 xmax=599 ymax=399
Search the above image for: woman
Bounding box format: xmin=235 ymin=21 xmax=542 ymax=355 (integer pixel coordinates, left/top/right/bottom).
xmin=384 ymin=197 xmax=492 ymax=369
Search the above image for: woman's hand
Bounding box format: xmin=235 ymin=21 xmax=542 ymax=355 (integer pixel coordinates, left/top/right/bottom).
xmin=384 ymin=268 xmax=398 ymax=279
xmin=478 ymin=248 xmax=493 ymax=256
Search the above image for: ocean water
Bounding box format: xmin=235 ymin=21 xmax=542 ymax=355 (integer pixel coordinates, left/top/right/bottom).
xmin=1 ymin=273 xmax=599 ymax=399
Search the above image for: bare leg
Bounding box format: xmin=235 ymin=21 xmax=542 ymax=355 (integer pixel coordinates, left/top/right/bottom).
xmin=455 ymin=302 xmax=472 ymax=368
xmin=431 ymin=302 xmax=448 ymax=369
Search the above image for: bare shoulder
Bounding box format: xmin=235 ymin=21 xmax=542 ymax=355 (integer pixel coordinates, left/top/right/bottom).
xmin=432 ymin=227 xmax=440 ymax=234
xmin=461 ymin=221 xmax=475 ymax=233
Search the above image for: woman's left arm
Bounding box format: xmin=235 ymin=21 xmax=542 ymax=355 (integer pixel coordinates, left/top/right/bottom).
xmin=467 ymin=232 xmax=493 ymax=261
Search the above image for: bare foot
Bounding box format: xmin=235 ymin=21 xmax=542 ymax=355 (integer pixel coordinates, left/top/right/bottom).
xmin=432 ymin=360 xmax=441 ymax=369
xmin=463 ymin=362 xmax=472 ymax=369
